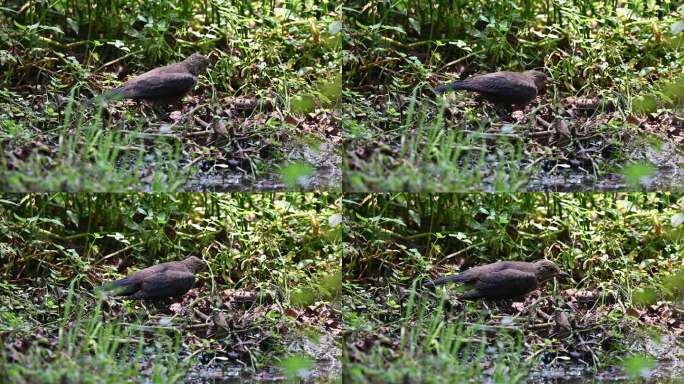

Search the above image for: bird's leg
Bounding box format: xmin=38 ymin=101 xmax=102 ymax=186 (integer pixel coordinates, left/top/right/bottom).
xmin=485 ymin=103 xmax=513 ymax=120
xmin=147 ymin=100 xmax=170 ymax=119
xmin=482 ymin=301 xmax=491 ymax=312
xmin=498 ymin=300 xmax=511 ymax=313
xmin=526 ymin=295 xmax=551 ymax=325
xmin=138 ymin=300 xmax=151 ymax=315
xmin=129 ymin=100 xmax=153 ymax=120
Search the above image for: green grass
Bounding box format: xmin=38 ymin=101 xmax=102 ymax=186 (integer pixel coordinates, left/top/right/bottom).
xmin=1 ymin=286 xmax=189 ymax=383
xmin=344 ymin=92 xmax=530 ymax=191
xmin=0 ymin=192 xmax=342 ymax=290
xmin=344 ymin=284 xmax=531 ymax=383
xmin=0 ymin=94 xmax=188 ymax=191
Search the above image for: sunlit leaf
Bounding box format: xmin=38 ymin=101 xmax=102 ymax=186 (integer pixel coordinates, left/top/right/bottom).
xmin=623 ymin=355 xmax=656 ymax=378
xmin=328 ymin=213 xmax=342 ymax=228
xmin=280 ymin=355 xmax=314 ymax=380
xmin=633 ymin=288 xmax=657 ymax=306
xmin=328 ymin=20 xmax=342 ymax=35
xmin=280 ymin=162 xmax=314 ymax=188
xmin=622 ymin=163 xmax=656 ymax=188
xmin=633 ymin=95 xmax=658 ymax=114
xmin=292 ymin=94 xmax=316 ymax=114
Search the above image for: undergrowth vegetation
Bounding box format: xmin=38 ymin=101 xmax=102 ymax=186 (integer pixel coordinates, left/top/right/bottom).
xmin=0 ymin=0 xmax=342 ymax=191
xmin=343 ymin=193 xmax=684 ymax=383
xmin=3 ymin=286 xmax=188 ymax=382
xmin=344 ymin=0 xmax=684 ymax=191
xmin=0 ymin=193 xmax=342 ymax=382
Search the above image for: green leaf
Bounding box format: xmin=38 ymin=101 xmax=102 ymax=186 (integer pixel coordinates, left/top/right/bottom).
xmin=280 ymin=162 xmax=314 ymax=188
xmin=280 ymin=355 xmax=314 ymax=380
xmin=623 ymin=355 xmax=656 ymax=378
xmin=622 ymin=163 xmax=656 ymax=188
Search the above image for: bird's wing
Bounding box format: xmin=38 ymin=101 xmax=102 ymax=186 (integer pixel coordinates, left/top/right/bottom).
xmin=462 ymin=73 xmax=537 ymax=99
xmin=425 ymin=262 xmax=503 ymax=287
xmin=125 ymin=263 xmax=170 ymax=281
xmin=127 ymin=270 xmax=196 ymax=299
xmin=121 ymin=61 xmax=190 ymax=82
xmin=452 ymin=262 xmax=507 ymax=282
xmin=425 ymin=271 xmax=469 ymax=287
xmin=432 ymin=81 xmax=465 ymax=94
xmin=462 ymin=269 xmax=537 ymax=300
xmin=425 ymin=267 xmax=479 ymax=288
xmin=118 ymin=72 xmax=197 ymax=99
xmin=99 ymin=276 xmax=141 ymax=296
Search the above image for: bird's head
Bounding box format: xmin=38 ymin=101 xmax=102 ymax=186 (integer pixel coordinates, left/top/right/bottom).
xmin=534 ymin=259 xmax=569 ymax=282
xmin=524 ymin=70 xmax=548 ymax=91
xmin=184 ymin=53 xmax=210 ymax=76
xmin=183 ymin=256 xmax=207 ymax=273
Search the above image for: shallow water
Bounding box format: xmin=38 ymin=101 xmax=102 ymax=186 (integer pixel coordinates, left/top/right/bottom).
xmin=184 ymin=166 xmax=340 ymax=191
xmin=185 ymin=334 xmax=341 ymax=383
xmin=185 ymin=360 xmax=339 ymax=383
xmin=184 ymin=141 xmax=341 ymax=191
xmin=527 ymin=166 xmax=684 ymax=192
xmin=530 ymin=360 xmax=683 ymax=383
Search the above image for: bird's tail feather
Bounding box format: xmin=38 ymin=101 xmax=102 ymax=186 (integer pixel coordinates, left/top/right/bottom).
xmin=424 ymin=273 xmax=465 ymax=288
xmin=432 ymin=81 xmax=465 ymax=94
xmin=97 ymin=277 xmax=136 ymax=296
xmin=110 ymin=276 xmax=132 ymax=287
xmin=89 ymin=87 xmax=125 ymax=107
xmin=106 ymin=87 xmax=126 ymax=98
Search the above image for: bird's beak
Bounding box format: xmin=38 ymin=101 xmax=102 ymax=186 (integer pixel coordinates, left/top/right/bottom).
xmin=557 ymin=271 xmax=570 ymax=279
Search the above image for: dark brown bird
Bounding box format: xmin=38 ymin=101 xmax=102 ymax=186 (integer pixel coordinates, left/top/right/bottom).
xmin=100 ymin=256 xmax=205 ymax=299
xmin=425 ymin=259 xmax=568 ymax=300
xmin=100 ymin=53 xmax=209 ymax=105
xmin=432 ymin=70 xmax=547 ymax=107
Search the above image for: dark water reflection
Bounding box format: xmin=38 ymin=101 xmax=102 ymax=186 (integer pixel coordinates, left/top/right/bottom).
xmin=186 ymin=361 xmax=340 ymax=383
xmin=530 ymin=360 xmax=683 ymax=383
xmin=528 ymin=167 xmax=684 ymax=192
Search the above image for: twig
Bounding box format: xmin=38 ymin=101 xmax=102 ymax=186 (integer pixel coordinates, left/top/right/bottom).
xmin=193 ymin=308 xmax=210 ymax=322
xmin=527 ymin=322 xmax=554 ymax=330
xmin=528 ymin=129 xmax=555 ymax=137
xmin=185 ymin=130 xmax=214 ymax=138
xmin=183 ymin=154 xmax=205 ymax=170
xmin=435 ymin=241 xmax=486 ymax=265
xmin=436 ymin=49 xmax=487 ymax=73
xmin=96 ymin=49 xmax=144 ymax=72
xmin=95 ymin=241 xmax=144 ymax=265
